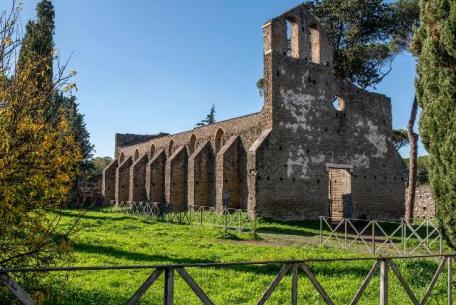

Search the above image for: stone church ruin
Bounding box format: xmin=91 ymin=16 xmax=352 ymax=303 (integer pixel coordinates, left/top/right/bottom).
xmin=103 ymin=3 xmax=405 ymax=221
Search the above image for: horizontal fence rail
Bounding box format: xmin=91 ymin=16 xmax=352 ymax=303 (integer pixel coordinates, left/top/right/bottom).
xmin=108 ymin=201 xmax=255 ymax=233
xmin=320 ymin=216 xmax=443 ymax=255
xmin=1 ymin=254 xmax=455 ymax=305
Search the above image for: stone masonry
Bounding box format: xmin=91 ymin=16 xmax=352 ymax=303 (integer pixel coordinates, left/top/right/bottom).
xmin=103 ymin=3 xmax=406 ymax=220
xmin=412 ymin=185 xmax=436 ymax=220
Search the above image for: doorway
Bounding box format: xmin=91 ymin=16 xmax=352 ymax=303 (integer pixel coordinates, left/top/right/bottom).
xmin=328 ymin=167 xmax=352 ymax=221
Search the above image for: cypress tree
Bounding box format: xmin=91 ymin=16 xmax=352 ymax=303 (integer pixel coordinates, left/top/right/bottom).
xmin=17 ymin=0 xmax=54 ymax=98
xmin=414 ymin=0 xmax=456 ymax=248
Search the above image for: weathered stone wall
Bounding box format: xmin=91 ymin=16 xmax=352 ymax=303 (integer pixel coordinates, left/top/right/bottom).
xmin=129 ymin=153 xmax=148 ymax=202
xmin=254 ymin=50 xmax=405 ymax=220
xmin=165 ymin=147 xmax=188 ymax=205
xmin=252 ymin=4 xmax=405 ymax=220
xmin=412 ymin=184 xmax=435 ymax=219
xmin=102 ymin=160 xmax=117 ymax=201
xmin=188 ymin=141 xmax=215 ymax=207
xmin=215 ymin=136 xmax=248 ymax=210
xmin=103 ymin=3 xmax=405 ymax=221
xmin=146 ymin=150 xmax=166 ymax=202
xmin=115 ymin=157 xmax=132 ymax=202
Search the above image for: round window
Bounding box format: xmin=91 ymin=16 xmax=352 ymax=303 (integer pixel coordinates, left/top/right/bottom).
xmin=332 ymin=95 xmax=346 ymax=111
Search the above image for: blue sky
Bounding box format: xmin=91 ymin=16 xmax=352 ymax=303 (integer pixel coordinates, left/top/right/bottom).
xmin=8 ymin=0 xmax=423 ymax=158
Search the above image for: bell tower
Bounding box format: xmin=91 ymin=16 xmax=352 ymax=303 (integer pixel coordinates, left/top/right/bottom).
xmin=261 ymin=4 xmax=333 ymax=127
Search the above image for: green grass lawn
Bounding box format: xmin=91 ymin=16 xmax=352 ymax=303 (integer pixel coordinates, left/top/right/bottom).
xmin=17 ymin=210 xmax=453 ymax=304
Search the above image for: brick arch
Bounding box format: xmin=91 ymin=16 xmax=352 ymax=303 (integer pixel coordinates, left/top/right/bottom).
xmin=134 ymin=149 xmax=139 ymax=161
xmin=168 ymin=139 xmax=175 ymax=156
xmin=189 ymin=134 xmax=197 ymax=155
xmin=150 ymin=144 xmax=156 ymax=158
xmin=119 ymin=152 xmax=125 ymax=163
xmin=215 ymin=128 xmax=225 ymax=153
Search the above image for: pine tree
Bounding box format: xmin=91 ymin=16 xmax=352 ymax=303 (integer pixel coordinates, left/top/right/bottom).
xmin=196 ymin=104 xmax=216 ymax=127
xmin=18 ymin=0 xmax=94 ymax=204
xmin=414 ymin=0 xmax=456 ymax=249
xmin=17 ymin=0 xmax=54 ymax=100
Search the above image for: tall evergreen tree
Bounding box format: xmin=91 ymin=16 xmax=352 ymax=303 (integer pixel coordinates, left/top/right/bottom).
xmin=18 ymin=0 xmax=94 ymax=203
xmin=196 ymin=104 xmax=216 ymax=127
xmin=414 ymin=0 xmax=456 ymax=249
xmin=17 ymin=0 xmax=54 ymax=100
xmin=55 ymin=93 xmax=94 ymax=171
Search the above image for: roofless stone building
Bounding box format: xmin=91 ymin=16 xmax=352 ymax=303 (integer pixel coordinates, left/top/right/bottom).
xmin=102 ymin=3 xmax=405 ymax=221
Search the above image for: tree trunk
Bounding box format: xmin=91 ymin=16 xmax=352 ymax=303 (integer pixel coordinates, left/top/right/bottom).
xmin=405 ymin=95 xmax=418 ymax=223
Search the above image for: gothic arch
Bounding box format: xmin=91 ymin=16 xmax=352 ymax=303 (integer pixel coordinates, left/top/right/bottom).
xmin=215 ymin=128 xmax=225 ymax=153
xmin=189 ymin=134 xmax=197 ymax=155
xmin=150 ymin=144 xmax=156 ymax=159
xmin=168 ymin=139 xmax=175 ymax=156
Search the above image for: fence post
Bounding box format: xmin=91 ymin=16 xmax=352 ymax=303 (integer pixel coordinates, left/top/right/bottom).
xmin=224 ymin=208 xmax=228 ymax=235
xmin=449 ymin=256 xmax=453 ymax=305
xmin=344 ymin=218 xmax=348 ymax=249
xmin=291 ymin=264 xmax=298 ymax=305
xmin=440 ymin=229 xmax=444 ymax=254
xmin=380 ymin=259 xmax=388 ymax=305
xmin=401 ymin=218 xmax=404 ymax=255
xmin=426 ymin=220 xmax=429 ymax=246
xmin=164 ymin=267 xmax=174 ymax=305
xmin=319 ymin=216 xmax=323 ymax=244
xmin=372 ymin=221 xmax=376 ymax=255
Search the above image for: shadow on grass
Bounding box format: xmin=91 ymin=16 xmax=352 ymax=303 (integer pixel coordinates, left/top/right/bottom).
xmin=44 ymin=285 xmax=132 ymax=305
xmin=73 ymin=242 xmax=213 ymax=265
xmin=256 ymin=219 xmax=320 ymax=237
xmin=53 ymin=210 xmax=133 ymax=222
xmin=73 ymin=242 xmax=380 ymax=278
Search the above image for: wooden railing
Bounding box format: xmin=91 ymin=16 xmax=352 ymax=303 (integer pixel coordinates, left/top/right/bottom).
xmin=1 ymin=254 xmax=454 ymax=305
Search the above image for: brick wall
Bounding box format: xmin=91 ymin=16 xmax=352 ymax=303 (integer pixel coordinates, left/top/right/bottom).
xmin=412 ymin=184 xmax=435 ymax=219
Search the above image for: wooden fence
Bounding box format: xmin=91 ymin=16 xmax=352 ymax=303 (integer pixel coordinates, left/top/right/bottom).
xmin=1 ymin=254 xmax=454 ymax=305
xmin=320 ymin=216 xmax=443 ymax=255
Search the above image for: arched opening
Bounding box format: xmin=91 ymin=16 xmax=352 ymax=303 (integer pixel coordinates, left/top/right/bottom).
xmin=189 ymin=134 xmax=197 ymax=155
xmin=286 ymin=16 xmax=299 ymax=58
xmin=309 ymin=23 xmax=320 ymax=64
xmin=150 ymin=144 xmax=155 ymax=159
xmin=119 ymin=152 xmax=125 ymax=163
xmin=168 ymin=139 xmax=174 ymax=156
xmin=215 ymin=128 xmax=224 ymax=153
xmin=134 ymin=149 xmax=139 ymax=161
xmin=332 ymin=95 xmax=346 ymax=111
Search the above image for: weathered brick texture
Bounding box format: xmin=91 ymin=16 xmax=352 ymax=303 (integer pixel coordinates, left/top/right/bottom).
xmin=146 ymin=150 xmax=166 ymax=202
xmin=102 ymin=159 xmax=118 ymax=202
xmin=215 ymin=136 xmax=248 ymax=210
xmin=115 ymin=157 xmax=133 ymax=202
xmin=165 ymin=146 xmax=188 ymax=205
xmin=412 ymin=185 xmax=435 ymax=219
xmin=188 ymin=141 xmax=215 ymax=207
xmin=103 ymin=3 xmax=405 ymax=221
xmin=129 ymin=153 xmax=148 ymax=202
